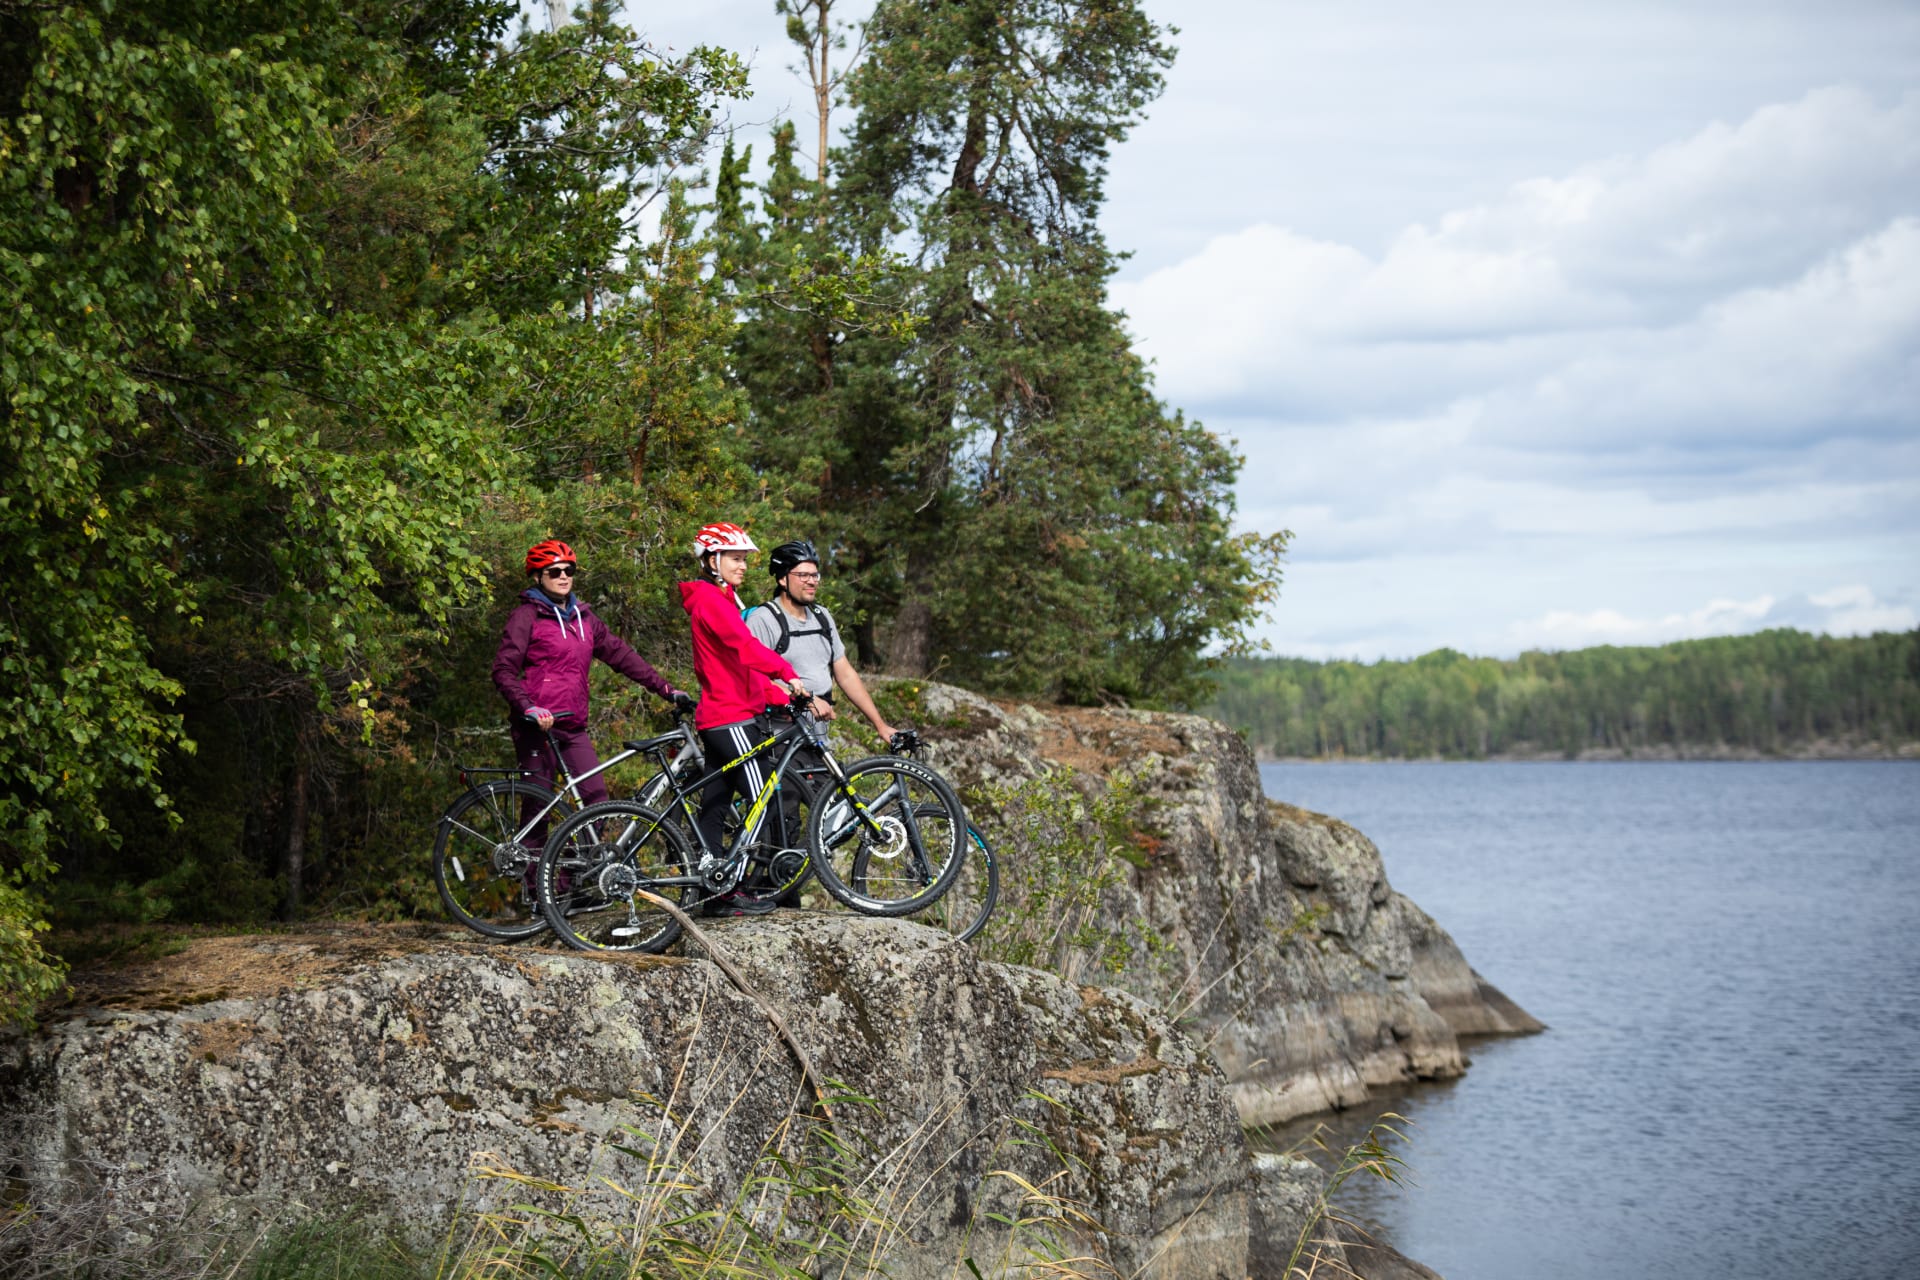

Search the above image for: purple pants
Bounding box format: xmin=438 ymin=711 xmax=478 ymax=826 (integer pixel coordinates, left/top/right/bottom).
xmin=511 ymin=721 xmax=611 ymax=844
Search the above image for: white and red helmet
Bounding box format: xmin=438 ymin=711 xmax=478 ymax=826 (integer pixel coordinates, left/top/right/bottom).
xmin=692 ymin=522 xmax=757 ymax=563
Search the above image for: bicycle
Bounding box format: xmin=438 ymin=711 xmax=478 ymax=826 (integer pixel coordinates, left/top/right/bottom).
xmin=536 ymin=702 xmax=969 ymax=952
xmin=629 ymin=715 xmax=998 ymax=943
xmin=430 ymin=711 xmax=696 ymax=941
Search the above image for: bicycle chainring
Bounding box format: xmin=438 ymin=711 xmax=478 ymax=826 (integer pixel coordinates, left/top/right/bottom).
xmin=768 ymin=848 xmax=808 ymax=885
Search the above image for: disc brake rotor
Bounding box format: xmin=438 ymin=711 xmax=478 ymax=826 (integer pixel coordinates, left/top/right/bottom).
xmin=863 ymin=815 xmax=911 ymax=861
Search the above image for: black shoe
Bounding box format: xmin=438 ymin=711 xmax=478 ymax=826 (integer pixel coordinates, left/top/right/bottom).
xmin=705 ymin=890 xmax=778 ymax=917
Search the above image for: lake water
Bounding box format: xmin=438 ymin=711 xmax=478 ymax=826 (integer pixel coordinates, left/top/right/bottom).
xmin=1255 ymin=760 xmax=1920 ymax=1280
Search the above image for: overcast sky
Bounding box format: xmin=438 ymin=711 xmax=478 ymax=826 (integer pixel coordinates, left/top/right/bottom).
xmin=623 ymin=0 xmax=1920 ymax=660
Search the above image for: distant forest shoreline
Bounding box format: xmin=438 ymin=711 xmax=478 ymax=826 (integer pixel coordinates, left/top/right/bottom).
xmin=1206 ymin=629 xmax=1920 ymax=762
xmin=1258 ymin=743 xmax=1920 ymax=763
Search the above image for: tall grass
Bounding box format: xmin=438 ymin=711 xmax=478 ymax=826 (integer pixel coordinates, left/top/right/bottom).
xmin=1281 ymin=1113 xmax=1413 ymax=1278
xmin=2 ymin=1085 xmax=1150 ymax=1280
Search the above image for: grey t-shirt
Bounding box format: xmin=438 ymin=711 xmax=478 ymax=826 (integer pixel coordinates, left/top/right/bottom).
xmin=745 ymin=599 xmax=845 ymax=697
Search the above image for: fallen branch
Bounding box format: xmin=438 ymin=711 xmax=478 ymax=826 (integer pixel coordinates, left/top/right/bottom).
xmin=633 ymin=890 xmax=836 ymax=1127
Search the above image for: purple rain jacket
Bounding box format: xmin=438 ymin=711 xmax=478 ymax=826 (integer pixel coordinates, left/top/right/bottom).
xmin=491 ymin=588 xmax=676 ymax=725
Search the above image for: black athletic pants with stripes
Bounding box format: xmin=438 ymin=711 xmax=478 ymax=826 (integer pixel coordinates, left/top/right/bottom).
xmin=696 ymin=717 xmax=777 ymax=874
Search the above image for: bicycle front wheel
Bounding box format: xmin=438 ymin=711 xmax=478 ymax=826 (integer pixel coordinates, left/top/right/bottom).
xmin=808 ymin=758 xmax=966 ymax=915
xmin=433 ymin=780 xmax=563 ymax=940
xmin=538 ymin=801 xmax=691 ymax=953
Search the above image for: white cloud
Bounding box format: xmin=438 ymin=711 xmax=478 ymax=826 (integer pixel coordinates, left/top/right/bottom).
xmin=1117 ymin=88 xmax=1920 ymax=443
xmin=1114 ymin=84 xmax=1920 ymax=659
xmin=1507 ymin=595 xmax=1776 ymax=649
xmin=1800 ymin=585 xmax=1920 ymax=636
xmin=1480 ymin=215 xmax=1920 ymax=452
xmin=1432 ymin=87 xmax=1920 ymax=306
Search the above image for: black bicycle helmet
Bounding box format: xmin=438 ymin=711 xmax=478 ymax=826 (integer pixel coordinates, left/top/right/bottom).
xmin=768 ymin=539 xmax=821 ymax=581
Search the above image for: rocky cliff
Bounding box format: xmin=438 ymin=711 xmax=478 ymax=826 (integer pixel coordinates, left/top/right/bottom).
xmin=1 ymin=685 xmax=1535 ymax=1276
xmin=5 ymin=920 xmax=1325 ymax=1278
xmin=903 ymin=681 xmax=1541 ymax=1126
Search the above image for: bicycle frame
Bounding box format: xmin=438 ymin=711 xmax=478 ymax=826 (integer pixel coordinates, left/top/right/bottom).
xmin=616 ymin=706 xmax=921 ymax=895
xmin=447 ymin=719 xmax=667 ymax=852
xmin=659 ymin=716 xmax=828 ymax=865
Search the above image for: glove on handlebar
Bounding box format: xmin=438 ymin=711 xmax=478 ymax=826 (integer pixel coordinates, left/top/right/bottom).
xmin=671 ymin=690 xmax=698 ymax=714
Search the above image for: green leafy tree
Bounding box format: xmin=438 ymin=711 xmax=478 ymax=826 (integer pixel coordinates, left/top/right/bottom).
xmin=732 ymin=0 xmax=1287 ymax=703
xmin=0 ymin=0 xmax=748 ymax=1017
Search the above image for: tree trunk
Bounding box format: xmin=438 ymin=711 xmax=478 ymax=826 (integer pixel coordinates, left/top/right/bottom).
xmin=630 ymin=421 xmax=651 ymax=487
xmin=283 ymin=745 xmax=308 ymax=920
xmin=887 ymin=600 xmax=933 ymax=676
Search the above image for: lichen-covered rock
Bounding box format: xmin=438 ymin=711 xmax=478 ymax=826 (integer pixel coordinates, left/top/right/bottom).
xmin=1244 ymin=1151 xmax=1441 ymax=1280
xmin=903 ymin=681 xmax=1540 ymax=1127
xmin=0 ymin=920 xmax=1260 ymax=1279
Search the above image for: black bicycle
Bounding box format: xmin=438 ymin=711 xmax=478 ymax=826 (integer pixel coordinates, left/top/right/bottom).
xmin=537 ymin=702 xmax=969 ymax=952
xmin=629 ymin=717 xmax=999 ymax=943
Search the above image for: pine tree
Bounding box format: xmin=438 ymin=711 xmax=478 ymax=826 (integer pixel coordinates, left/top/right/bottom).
xmin=736 ymin=0 xmax=1287 ymax=702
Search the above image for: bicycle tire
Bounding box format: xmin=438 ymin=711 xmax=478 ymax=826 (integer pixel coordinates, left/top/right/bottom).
xmin=433 ymin=779 xmax=563 ymax=940
xmin=538 ymin=801 xmax=691 ymax=953
xmin=807 ymin=757 xmax=966 ymax=915
xmin=896 ymin=820 xmax=999 ymax=944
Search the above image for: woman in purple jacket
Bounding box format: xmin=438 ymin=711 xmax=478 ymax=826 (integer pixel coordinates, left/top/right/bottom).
xmin=492 ymin=539 xmax=695 ymax=817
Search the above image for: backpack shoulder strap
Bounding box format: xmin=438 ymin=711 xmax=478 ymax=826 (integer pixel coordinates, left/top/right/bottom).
xmin=765 ymin=601 xmax=793 ymax=654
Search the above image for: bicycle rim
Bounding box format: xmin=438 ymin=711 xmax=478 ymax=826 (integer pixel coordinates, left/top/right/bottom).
xmin=910 ymin=822 xmax=999 ymax=944
xmin=433 ymin=780 xmax=556 ymax=940
xmin=539 ymin=801 xmax=689 ymax=953
xmin=808 ymin=759 xmax=966 ymax=915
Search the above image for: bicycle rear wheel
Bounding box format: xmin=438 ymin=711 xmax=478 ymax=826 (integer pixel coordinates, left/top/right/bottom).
xmin=538 ymin=801 xmax=691 ymax=953
xmin=909 ymin=822 xmax=999 ymax=944
xmin=808 ymin=758 xmax=966 ymax=915
xmin=433 ymin=779 xmax=563 ymax=940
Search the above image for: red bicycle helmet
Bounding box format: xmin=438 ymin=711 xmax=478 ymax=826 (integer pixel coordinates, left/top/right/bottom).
xmin=691 ymin=522 xmax=757 ymax=562
xmin=524 ymin=539 xmax=578 ymax=575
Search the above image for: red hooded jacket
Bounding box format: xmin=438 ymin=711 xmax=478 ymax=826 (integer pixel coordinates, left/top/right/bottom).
xmin=679 ymin=578 xmax=796 ymax=730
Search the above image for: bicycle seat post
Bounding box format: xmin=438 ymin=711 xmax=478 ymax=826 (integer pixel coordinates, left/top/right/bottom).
xmin=535 ymin=711 xmax=579 ymax=800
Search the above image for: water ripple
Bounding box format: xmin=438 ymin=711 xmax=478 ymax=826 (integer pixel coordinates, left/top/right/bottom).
xmin=1256 ymin=760 xmax=1920 ymax=1280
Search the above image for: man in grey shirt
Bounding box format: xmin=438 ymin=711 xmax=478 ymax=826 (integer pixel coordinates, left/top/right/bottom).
xmin=745 ymin=540 xmax=898 ymax=745
xmin=742 ymin=540 xmax=900 ymax=905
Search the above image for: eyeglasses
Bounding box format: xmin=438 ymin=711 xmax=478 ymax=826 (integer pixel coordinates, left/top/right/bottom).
xmin=790 ymin=571 xmax=822 ymax=582
xmin=542 ymin=566 xmax=576 ymax=578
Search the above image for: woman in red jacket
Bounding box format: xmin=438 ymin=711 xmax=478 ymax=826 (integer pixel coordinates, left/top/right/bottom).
xmin=678 ymin=522 xmax=808 ymax=914
xmin=493 ymin=539 xmax=695 ymax=823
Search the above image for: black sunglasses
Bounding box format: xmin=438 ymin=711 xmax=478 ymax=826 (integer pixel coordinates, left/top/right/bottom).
xmin=542 ymin=566 xmax=576 ymax=577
